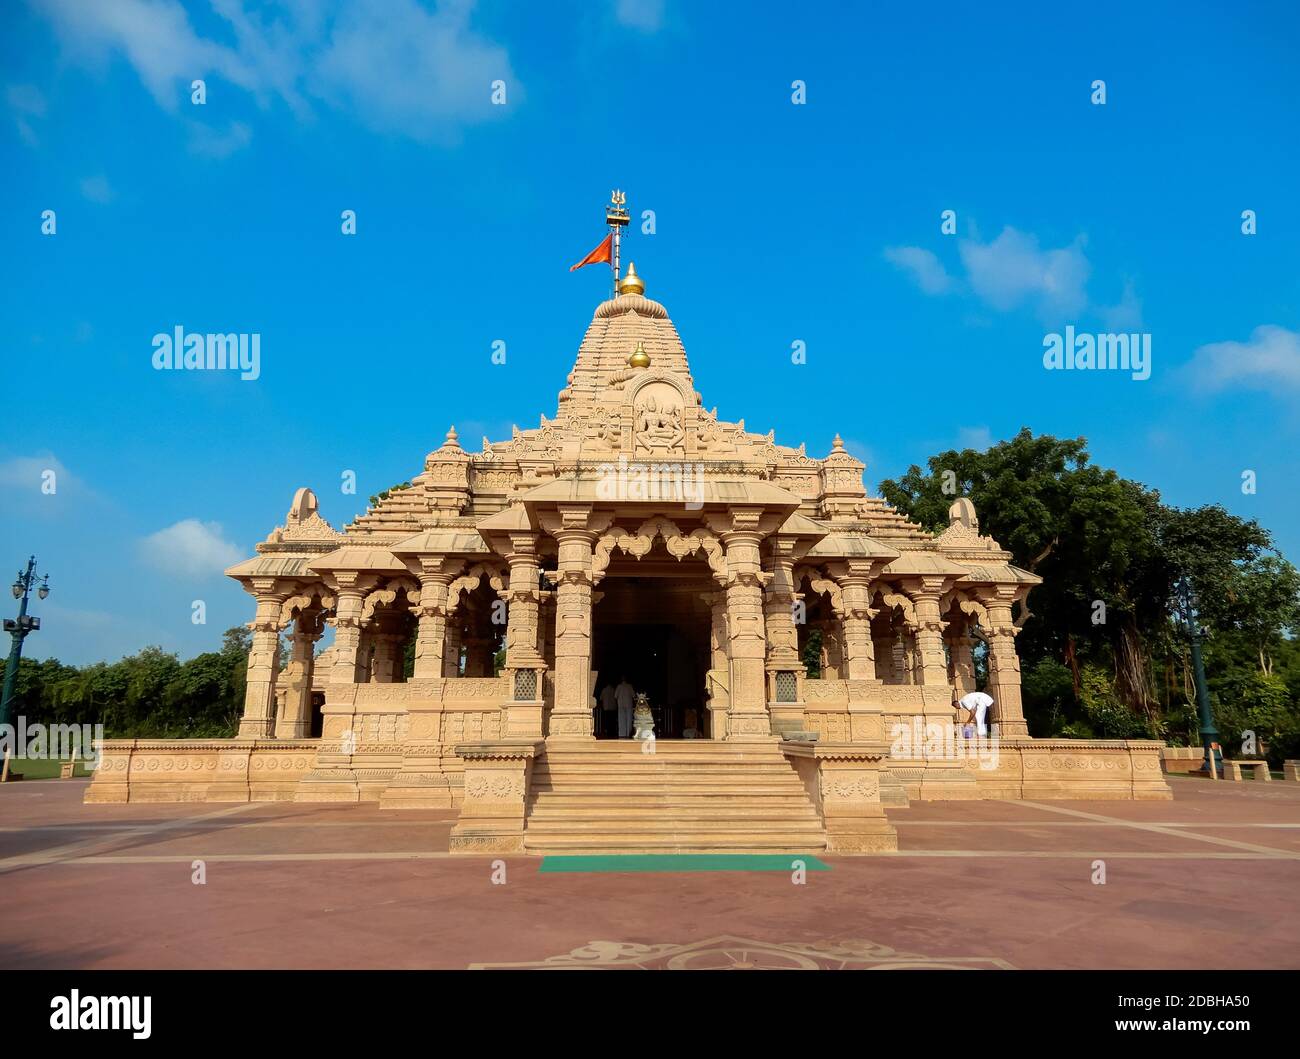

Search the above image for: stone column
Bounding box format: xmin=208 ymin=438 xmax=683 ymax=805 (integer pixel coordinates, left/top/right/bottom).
xmin=764 ymin=542 xmax=805 ymax=734
xmin=890 ymin=616 xmax=911 ymax=685
xmin=949 ymin=627 xmax=977 ymax=695
xmin=763 ymin=546 xmax=803 ymax=673
xmin=462 ymin=636 xmax=493 ymax=677
xmin=820 ymin=620 xmax=844 ymax=679
xmin=544 ymin=506 xmax=606 ymax=739
xmin=909 ymin=581 xmax=951 ymax=687
xmin=503 ymin=534 xmax=545 ymax=740
xmin=370 ymin=632 xmax=402 ymax=683
xmin=503 ymin=533 xmax=543 ymax=671
xmin=412 ymin=562 xmax=455 ymax=680
xmin=700 ymin=590 xmax=730 ymax=739
xmin=238 ymin=582 xmax=284 ymax=738
xmin=985 ymin=592 xmax=1029 ymax=738
xmin=836 ymin=562 xmax=878 ymax=681
xmin=330 ymin=579 xmax=366 ymax=685
xmin=442 ymin=620 xmax=463 ymax=677
xmin=714 ymin=509 xmax=772 ymax=741
xmin=275 ymin=609 xmax=321 ymax=738
xmin=873 ymin=625 xmax=894 ymax=683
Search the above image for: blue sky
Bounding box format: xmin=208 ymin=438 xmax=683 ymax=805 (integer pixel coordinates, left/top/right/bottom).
xmin=2 ymin=0 xmax=1298 ymax=665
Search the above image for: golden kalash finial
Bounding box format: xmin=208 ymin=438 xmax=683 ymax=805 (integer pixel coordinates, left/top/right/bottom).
xmin=618 ymin=261 xmax=645 ymax=296
xmin=628 ymin=341 xmax=651 ymax=369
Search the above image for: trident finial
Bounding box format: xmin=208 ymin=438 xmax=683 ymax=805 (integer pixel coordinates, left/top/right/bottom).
xmin=605 ymin=189 xmax=631 ymax=293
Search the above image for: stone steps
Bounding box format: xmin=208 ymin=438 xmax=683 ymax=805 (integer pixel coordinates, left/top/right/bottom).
xmin=523 ymin=739 xmax=827 ymax=854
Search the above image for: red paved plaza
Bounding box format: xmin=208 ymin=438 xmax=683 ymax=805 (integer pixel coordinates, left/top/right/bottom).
xmin=2 ymin=776 xmax=1297 ymax=970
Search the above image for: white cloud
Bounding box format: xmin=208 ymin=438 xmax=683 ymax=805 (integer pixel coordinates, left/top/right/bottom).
xmin=885 ymin=224 xmax=1137 ymax=325
xmin=615 ymin=0 xmax=666 ymax=32
xmin=883 ymin=246 xmax=952 ymax=295
xmin=1186 ymin=325 xmax=1300 ymax=393
xmin=1099 ymin=280 xmax=1143 ymax=330
xmin=7 ymin=83 xmax=46 ymax=145
xmin=0 ymin=453 xmax=76 ymax=493
xmin=142 ymin=519 xmax=243 ymax=578
xmin=187 ymin=119 xmax=253 ymax=158
xmin=33 ymin=0 xmax=517 ymax=143
xmin=80 ymin=174 xmax=114 ymax=203
xmin=957 ymin=425 xmax=993 ymax=450
xmin=959 ymin=227 xmax=1090 ymax=317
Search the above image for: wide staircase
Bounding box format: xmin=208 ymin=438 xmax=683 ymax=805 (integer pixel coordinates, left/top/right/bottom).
xmin=523 ymin=740 xmax=827 ymax=854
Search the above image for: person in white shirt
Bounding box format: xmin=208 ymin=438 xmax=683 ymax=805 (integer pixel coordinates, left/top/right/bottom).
xmin=958 ymin=690 xmax=994 ymax=737
xmin=598 ymin=682 xmax=617 ymax=737
xmin=614 ymin=677 xmax=636 ymax=739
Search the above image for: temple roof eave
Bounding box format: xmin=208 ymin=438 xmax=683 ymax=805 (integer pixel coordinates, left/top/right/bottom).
xmin=877 ymin=551 xmax=970 ymax=578
xmin=803 ymin=531 xmax=900 ymax=562
xmin=388 ymin=529 xmax=495 ymax=557
xmin=955 ymin=562 xmax=1044 ymax=588
xmin=224 ymin=554 xmax=322 ymax=582
xmin=305 ymin=547 xmax=410 ymax=575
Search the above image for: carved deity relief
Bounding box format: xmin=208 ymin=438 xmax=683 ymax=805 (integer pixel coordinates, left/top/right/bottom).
xmin=633 ymin=384 xmax=685 ymax=455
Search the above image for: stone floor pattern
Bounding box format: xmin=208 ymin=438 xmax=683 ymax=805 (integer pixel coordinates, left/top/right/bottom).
xmin=2 ymin=776 xmax=1296 ymax=970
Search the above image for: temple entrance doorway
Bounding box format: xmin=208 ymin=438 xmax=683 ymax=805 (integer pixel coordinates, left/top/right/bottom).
xmin=590 ymin=558 xmax=713 ymax=739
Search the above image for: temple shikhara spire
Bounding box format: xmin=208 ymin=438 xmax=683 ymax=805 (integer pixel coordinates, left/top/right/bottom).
xmin=86 ymin=219 xmax=1172 ymax=849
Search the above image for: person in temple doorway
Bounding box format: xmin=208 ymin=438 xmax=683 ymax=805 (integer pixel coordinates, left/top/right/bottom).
xmin=615 ymin=675 xmax=636 ymax=739
xmin=598 ymin=680 xmax=617 ymax=738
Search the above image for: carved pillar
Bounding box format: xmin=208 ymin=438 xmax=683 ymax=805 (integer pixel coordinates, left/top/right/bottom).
xmin=442 ymin=620 xmax=463 ymax=677
xmin=701 ymin=590 xmax=730 ymax=739
xmin=872 ymin=624 xmax=894 ymax=683
xmin=950 ymin=629 xmax=977 ymax=695
xmin=544 ymin=505 xmax=607 ymax=739
xmin=412 ymin=561 xmax=455 ymax=680
xmin=503 ymin=533 xmax=543 ymax=671
xmin=836 ymin=562 xmax=878 ymax=681
xmin=238 ymin=582 xmax=284 ymax=738
xmin=909 ymin=581 xmax=951 ymax=687
xmin=714 ymin=510 xmax=772 ymax=741
xmin=462 ymin=636 xmax=493 ymax=677
xmin=985 ymin=593 xmax=1029 ymax=738
xmin=764 ymin=541 xmax=805 ymax=734
xmin=538 ymin=591 xmax=556 ymax=666
xmin=370 ymin=632 xmax=402 ymax=683
xmin=502 ymin=534 xmax=546 ymax=740
xmin=820 ymin=620 xmax=844 ymax=679
xmin=276 ymin=609 xmax=321 ymax=738
xmin=330 ymin=579 xmax=366 ymax=685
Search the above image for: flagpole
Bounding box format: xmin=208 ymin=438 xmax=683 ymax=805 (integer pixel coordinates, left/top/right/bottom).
xmin=606 ymin=190 xmax=629 ymax=297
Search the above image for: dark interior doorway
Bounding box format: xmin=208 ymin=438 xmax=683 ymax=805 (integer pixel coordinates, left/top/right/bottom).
xmin=591 ymin=573 xmax=711 ymax=739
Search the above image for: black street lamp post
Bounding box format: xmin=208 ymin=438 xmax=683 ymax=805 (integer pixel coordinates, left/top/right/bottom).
xmin=1 ymin=556 xmax=51 ymax=733
xmin=1174 ymin=577 xmax=1220 ymax=776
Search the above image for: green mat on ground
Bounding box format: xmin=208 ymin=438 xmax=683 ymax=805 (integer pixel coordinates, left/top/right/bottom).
xmin=539 ymin=854 xmax=829 ymax=873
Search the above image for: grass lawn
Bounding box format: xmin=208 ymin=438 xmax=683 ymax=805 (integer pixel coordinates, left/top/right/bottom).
xmin=1 ymin=758 xmax=93 ymax=781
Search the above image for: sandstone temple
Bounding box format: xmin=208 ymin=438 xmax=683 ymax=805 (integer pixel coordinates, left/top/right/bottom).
xmin=86 ymin=258 xmax=1169 ymax=851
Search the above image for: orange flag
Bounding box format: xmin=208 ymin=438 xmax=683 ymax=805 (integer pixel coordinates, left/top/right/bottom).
xmin=569 ymin=233 xmax=613 ymax=271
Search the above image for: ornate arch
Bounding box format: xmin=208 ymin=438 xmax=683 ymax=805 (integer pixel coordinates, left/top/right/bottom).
xmin=360 ymin=576 xmax=421 ymax=622
xmin=592 ymin=516 xmax=727 ymax=583
xmin=871 ymin=587 xmax=917 ymax=628
xmin=277 ymin=583 xmax=337 ymax=629
xmin=447 ymin=563 xmax=506 ymax=613
xmin=794 ymin=564 xmax=843 ymax=615
xmin=939 ymin=588 xmax=989 ymax=630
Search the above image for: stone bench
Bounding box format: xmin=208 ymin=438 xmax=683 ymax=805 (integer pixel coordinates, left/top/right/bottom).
xmin=1284 ymin=760 xmax=1299 ymax=782
xmin=1221 ymin=759 xmax=1270 ymax=782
